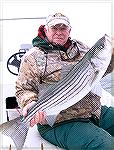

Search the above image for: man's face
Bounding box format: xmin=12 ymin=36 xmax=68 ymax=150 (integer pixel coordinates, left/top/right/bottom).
xmin=45 ymin=24 xmax=71 ymax=46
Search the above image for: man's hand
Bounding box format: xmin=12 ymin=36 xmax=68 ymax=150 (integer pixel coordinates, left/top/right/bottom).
xmin=22 ymin=101 xmax=47 ymax=127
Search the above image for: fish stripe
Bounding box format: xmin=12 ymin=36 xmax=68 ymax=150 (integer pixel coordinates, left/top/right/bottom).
xmin=25 ymin=63 xmax=94 ymax=122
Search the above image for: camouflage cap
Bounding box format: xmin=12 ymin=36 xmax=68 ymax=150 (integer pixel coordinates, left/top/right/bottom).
xmin=46 ymin=13 xmax=71 ymax=27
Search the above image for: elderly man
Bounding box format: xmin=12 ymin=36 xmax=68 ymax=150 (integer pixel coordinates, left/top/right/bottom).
xmin=16 ymin=13 xmax=114 ymax=150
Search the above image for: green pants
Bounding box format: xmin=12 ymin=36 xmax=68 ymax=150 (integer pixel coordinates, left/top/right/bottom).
xmin=39 ymin=106 xmax=114 ymax=150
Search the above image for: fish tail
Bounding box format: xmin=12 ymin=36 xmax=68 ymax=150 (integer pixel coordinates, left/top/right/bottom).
xmin=0 ymin=116 xmax=29 ymax=150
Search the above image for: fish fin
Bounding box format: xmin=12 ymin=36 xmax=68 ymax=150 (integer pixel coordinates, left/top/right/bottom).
xmin=46 ymin=114 xmax=58 ymax=127
xmin=0 ymin=117 xmax=29 ymax=150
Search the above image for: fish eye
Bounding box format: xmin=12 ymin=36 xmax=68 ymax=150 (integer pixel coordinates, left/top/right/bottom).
xmin=100 ymin=45 xmax=104 ymax=48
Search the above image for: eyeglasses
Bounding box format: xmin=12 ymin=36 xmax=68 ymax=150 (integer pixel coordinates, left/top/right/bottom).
xmin=50 ymin=25 xmax=70 ymax=32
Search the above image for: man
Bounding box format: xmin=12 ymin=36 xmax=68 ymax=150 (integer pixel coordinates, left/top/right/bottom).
xmin=16 ymin=13 xmax=114 ymax=150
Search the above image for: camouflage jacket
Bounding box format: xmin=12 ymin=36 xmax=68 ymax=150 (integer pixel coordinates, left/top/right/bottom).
xmin=16 ymin=39 xmax=102 ymax=124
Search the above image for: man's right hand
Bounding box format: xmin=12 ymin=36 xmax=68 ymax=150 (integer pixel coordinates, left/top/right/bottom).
xmin=22 ymin=101 xmax=47 ymax=127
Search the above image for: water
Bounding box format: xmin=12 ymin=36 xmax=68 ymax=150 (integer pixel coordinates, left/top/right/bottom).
xmin=100 ymin=70 xmax=114 ymax=96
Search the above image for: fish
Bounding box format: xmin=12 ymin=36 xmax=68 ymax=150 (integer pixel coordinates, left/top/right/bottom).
xmin=0 ymin=34 xmax=111 ymax=150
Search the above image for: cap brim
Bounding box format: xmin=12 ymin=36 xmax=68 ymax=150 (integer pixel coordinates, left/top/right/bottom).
xmin=47 ymin=19 xmax=70 ymax=27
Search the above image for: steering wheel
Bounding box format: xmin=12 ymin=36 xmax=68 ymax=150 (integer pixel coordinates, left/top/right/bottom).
xmin=7 ymin=51 xmax=26 ymax=75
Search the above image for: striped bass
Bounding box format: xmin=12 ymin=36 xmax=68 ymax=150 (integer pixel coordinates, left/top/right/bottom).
xmin=0 ymin=34 xmax=111 ymax=150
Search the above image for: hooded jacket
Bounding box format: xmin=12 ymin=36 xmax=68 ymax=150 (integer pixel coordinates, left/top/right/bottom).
xmin=16 ymin=25 xmax=102 ymax=125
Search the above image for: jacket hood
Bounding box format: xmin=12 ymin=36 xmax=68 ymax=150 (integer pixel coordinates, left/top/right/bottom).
xmin=32 ymin=25 xmax=72 ymax=53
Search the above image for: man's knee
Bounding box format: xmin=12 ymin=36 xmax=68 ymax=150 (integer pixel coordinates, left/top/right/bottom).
xmin=66 ymin=122 xmax=113 ymax=150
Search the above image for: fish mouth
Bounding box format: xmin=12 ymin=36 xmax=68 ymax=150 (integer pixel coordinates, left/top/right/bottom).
xmin=104 ymin=34 xmax=111 ymax=44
